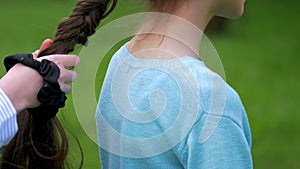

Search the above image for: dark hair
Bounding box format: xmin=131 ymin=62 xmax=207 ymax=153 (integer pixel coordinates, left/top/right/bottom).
xmin=0 ymin=0 xmax=117 ymax=169
xmin=148 ymin=0 xmax=183 ymax=13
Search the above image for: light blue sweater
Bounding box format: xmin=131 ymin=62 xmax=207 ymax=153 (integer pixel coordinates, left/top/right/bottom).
xmin=96 ymin=44 xmax=252 ymax=169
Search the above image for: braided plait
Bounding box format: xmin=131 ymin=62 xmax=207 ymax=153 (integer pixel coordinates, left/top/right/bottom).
xmin=39 ymin=0 xmax=117 ymax=56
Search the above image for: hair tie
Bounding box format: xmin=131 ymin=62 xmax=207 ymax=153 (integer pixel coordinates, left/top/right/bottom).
xmin=4 ymin=54 xmax=66 ymax=120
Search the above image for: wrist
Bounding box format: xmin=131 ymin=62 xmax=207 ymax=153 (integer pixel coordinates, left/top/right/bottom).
xmin=0 ymin=64 xmax=43 ymax=112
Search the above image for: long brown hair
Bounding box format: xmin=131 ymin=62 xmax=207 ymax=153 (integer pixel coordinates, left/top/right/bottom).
xmin=0 ymin=0 xmax=117 ymax=168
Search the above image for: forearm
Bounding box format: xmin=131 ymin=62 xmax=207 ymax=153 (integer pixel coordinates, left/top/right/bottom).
xmin=0 ymin=64 xmax=43 ymax=112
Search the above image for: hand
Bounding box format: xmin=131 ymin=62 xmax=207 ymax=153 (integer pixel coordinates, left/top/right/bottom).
xmin=33 ymin=39 xmax=80 ymax=93
xmin=0 ymin=39 xmax=80 ymax=112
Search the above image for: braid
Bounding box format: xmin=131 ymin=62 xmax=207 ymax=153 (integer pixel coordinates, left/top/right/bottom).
xmin=39 ymin=0 xmax=117 ymax=56
xmin=0 ymin=0 xmax=118 ymax=169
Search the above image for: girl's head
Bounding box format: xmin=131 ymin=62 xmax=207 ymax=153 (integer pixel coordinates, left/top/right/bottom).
xmin=147 ymin=0 xmax=245 ymax=19
xmin=214 ymin=0 xmax=245 ymax=19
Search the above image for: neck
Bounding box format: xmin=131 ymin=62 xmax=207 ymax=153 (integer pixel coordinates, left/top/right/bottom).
xmin=174 ymin=0 xmax=214 ymax=33
xmin=129 ymin=1 xmax=215 ymax=59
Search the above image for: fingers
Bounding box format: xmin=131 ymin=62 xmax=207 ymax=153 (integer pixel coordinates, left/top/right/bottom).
xmin=60 ymin=69 xmax=78 ymax=83
xmin=37 ymin=54 xmax=80 ymax=94
xmin=38 ymin=54 xmax=80 ymax=68
xmin=53 ymin=54 xmax=80 ymax=68
xmin=54 ymin=57 xmax=79 ymax=94
xmin=32 ymin=50 xmax=40 ymax=59
xmin=58 ymin=67 xmax=77 ymax=93
xmin=32 ymin=40 xmax=80 ymax=95
xmin=60 ymin=84 xmax=72 ymax=94
xmin=58 ymin=71 xmax=77 ymax=93
xmin=39 ymin=39 xmax=53 ymax=52
xmin=57 ymin=66 xmax=78 ymax=93
xmin=32 ymin=39 xmax=53 ymax=59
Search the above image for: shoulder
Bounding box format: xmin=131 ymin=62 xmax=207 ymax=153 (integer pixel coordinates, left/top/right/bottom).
xmin=181 ymin=60 xmax=251 ymax=142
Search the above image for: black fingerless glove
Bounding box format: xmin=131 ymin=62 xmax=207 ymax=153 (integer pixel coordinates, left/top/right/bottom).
xmin=4 ymin=54 xmax=67 ymax=120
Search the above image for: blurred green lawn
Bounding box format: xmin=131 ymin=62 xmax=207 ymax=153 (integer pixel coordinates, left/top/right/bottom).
xmin=0 ymin=0 xmax=299 ymax=168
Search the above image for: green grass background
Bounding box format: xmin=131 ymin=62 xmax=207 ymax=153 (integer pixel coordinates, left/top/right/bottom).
xmin=0 ymin=0 xmax=299 ymax=168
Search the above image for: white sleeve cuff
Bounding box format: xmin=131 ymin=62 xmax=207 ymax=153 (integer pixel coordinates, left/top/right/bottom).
xmin=0 ymin=88 xmax=18 ymax=147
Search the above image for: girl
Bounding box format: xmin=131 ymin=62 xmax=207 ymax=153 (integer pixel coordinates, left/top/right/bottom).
xmin=1 ymin=0 xmax=252 ymax=168
xmin=97 ymin=0 xmax=252 ymax=168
